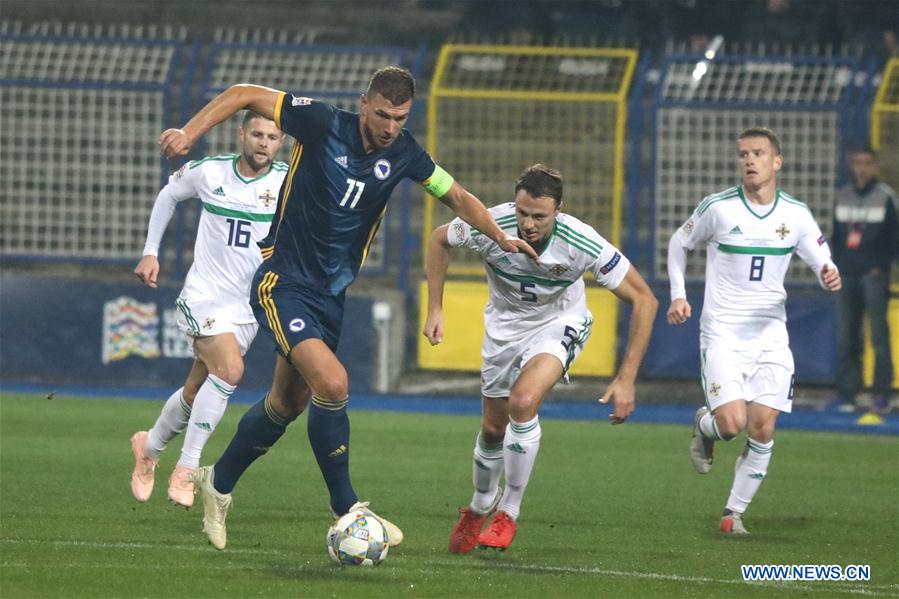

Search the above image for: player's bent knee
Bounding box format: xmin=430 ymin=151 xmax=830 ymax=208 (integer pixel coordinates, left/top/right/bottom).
xmin=716 ymin=416 xmax=745 ymax=440
xmin=481 ymin=421 xmax=506 ymax=440
xmin=216 ymin=362 xmax=244 ymax=387
xmin=312 ymin=377 xmax=348 ymax=403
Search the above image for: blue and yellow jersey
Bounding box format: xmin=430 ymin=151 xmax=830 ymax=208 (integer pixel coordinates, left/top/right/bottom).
xmin=262 ymin=92 xmax=438 ymax=295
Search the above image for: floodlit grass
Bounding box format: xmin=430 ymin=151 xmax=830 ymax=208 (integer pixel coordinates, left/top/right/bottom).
xmin=1 ymin=393 xmax=897 ymax=598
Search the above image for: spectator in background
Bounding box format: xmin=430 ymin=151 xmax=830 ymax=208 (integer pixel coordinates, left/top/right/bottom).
xmin=738 ymin=0 xmax=829 ymax=50
xmin=831 ymin=147 xmax=898 ymax=414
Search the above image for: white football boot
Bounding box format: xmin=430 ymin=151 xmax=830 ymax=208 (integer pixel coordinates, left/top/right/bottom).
xmin=194 ymin=466 xmax=232 ymax=550
xmin=690 ymin=406 xmax=715 ymax=474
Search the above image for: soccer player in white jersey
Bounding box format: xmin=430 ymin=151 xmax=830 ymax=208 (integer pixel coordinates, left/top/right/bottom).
xmin=666 ymin=127 xmax=842 ymax=534
xmin=130 ymin=111 xmax=286 ymax=507
xmin=424 ymin=164 xmax=658 ymax=552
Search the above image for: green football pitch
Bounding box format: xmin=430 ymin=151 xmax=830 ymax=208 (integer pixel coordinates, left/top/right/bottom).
xmin=2 ymin=393 xmax=897 ymax=598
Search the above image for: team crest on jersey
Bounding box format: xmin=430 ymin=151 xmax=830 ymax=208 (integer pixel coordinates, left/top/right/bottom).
xmin=683 ymin=218 xmax=694 ymax=234
xmin=548 ymin=264 xmax=569 ymax=276
xmin=291 ymin=96 xmax=313 ymax=106
xmin=289 ymin=318 xmax=306 ymax=332
xmin=373 ymin=159 xmax=391 ymax=180
xmin=259 ymin=189 xmax=276 ymax=207
xmin=776 ymin=223 xmax=790 ymax=240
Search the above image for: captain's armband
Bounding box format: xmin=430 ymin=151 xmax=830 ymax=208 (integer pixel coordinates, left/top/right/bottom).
xmin=421 ymin=164 xmax=454 ymax=198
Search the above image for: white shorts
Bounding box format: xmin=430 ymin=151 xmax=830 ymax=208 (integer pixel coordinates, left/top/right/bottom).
xmin=700 ymin=345 xmax=795 ymax=413
xmin=481 ymin=314 xmax=593 ymax=398
xmin=175 ymin=297 xmax=258 ymax=356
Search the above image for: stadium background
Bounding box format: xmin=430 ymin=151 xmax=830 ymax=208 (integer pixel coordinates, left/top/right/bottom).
xmin=1 ymin=0 xmax=898 ymax=403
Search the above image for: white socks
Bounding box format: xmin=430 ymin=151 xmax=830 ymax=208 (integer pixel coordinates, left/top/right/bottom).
xmin=470 ymin=432 xmax=504 ymax=514
xmin=498 ymin=416 xmax=541 ymax=521
xmin=726 ymin=437 xmax=773 ymax=514
xmin=698 ymin=410 xmax=723 ymax=440
xmin=177 ymin=374 xmax=235 ymax=469
xmin=145 ymin=388 xmax=191 ymax=460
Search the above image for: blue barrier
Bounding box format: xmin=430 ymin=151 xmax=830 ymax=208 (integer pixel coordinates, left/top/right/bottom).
xmin=0 ymin=271 xmax=374 ymax=393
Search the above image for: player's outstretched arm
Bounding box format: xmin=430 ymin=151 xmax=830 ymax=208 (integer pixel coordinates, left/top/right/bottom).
xmin=599 ymin=265 xmax=659 ymax=424
xmin=158 ymin=84 xmax=282 ymax=158
xmin=438 ymin=181 xmax=539 ymax=262
xmin=423 ymin=225 xmax=452 ymax=346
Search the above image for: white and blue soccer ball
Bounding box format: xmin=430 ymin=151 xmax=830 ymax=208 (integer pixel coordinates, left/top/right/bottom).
xmin=327 ymin=510 xmax=389 ymax=566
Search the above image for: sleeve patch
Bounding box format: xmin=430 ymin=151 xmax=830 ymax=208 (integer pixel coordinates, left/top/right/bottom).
xmin=682 ymin=218 xmax=695 ymax=234
xmin=291 ymin=96 xmax=313 ymax=106
xmin=817 ymin=235 xmax=826 ymax=245
xmin=600 ymin=251 xmax=621 ymax=274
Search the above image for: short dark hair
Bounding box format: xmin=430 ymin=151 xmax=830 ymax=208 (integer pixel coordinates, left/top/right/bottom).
xmin=241 ymin=109 xmax=270 ymax=129
xmin=515 ymin=164 xmax=564 ymax=206
xmin=366 ymin=66 xmax=416 ymax=105
xmin=849 ymin=145 xmax=877 ymax=160
xmin=738 ymin=126 xmax=782 ymax=156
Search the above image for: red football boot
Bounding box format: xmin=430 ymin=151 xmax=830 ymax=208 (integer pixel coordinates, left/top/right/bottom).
xmin=449 ymin=507 xmax=492 ymax=554
xmin=477 ymin=511 xmax=517 ymax=551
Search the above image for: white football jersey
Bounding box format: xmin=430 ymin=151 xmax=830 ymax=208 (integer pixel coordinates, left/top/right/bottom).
xmin=158 ymin=154 xmax=287 ymax=322
xmin=447 ymin=202 xmax=630 ymax=341
xmin=674 ymin=186 xmax=833 ymax=349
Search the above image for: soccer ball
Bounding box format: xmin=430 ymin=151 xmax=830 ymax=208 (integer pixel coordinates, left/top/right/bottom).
xmin=327 ymin=510 xmax=389 ymax=566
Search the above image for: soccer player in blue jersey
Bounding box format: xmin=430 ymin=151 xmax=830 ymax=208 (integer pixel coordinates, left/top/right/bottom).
xmin=158 ymin=66 xmax=538 ymax=550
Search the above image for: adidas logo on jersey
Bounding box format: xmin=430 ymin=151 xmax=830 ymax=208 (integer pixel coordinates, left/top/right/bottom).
xmin=334 ymin=155 xmax=348 ymax=168
xmin=729 ymin=225 xmax=743 ymax=234
xmin=212 ymin=186 xmax=225 ymax=196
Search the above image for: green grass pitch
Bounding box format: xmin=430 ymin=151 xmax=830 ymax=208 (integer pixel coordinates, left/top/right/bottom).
xmin=1 ymin=392 xmax=897 ymax=598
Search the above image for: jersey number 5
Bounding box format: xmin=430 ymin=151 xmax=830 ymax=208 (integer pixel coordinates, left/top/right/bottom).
xmin=519 ymin=282 xmax=537 ymax=302
xmin=339 ymin=178 xmax=365 ymax=209
xmin=226 ymin=218 xmax=252 ymax=248
xmin=749 ymin=256 xmax=765 ymax=281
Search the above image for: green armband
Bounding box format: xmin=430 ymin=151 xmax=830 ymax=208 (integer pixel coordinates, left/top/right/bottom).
xmin=422 ymin=164 xmax=454 ymax=198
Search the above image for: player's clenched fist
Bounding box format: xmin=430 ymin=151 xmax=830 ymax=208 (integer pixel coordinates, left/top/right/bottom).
xmin=666 ymin=297 xmax=692 ymax=325
xmin=422 ymin=310 xmax=444 ymax=346
xmin=158 ymin=128 xmax=193 ymax=158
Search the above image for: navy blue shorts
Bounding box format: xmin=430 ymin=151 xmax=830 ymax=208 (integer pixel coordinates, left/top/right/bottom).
xmin=250 ymin=267 xmax=345 ymax=355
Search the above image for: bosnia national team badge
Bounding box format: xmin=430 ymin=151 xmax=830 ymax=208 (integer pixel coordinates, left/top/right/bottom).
xmin=776 ymin=223 xmax=790 ymax=240
xmin=709 ymin=382 xmax=721 ymax=396
xmin=259 ymin=189 xmax=276 ymax=207
xmin=373 ymin=159 xmax=391 ymax=180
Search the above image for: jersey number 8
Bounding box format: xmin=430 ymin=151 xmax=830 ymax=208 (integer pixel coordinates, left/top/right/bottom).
xmin=749 ymin=256 xmax=765 ymax=281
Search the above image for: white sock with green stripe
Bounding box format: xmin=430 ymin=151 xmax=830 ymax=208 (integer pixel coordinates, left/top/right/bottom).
xmin=146 ymin=387 xmax=191 ymax=460
xmin=178 ymin=374 xmax=235 ymax=469
xmin=698 ymin=410 xmax=724 ymax=440
xmin=498 ymin=416 xmax=541 ymax=521
xmin=470 ymin=432 xmax=504 ymax=514
xmin=725 ymin=437 xmax=773 ymax=514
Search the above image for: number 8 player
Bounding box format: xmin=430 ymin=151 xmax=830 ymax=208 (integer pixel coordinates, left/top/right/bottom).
xmin=666 ymin=127 xmax=841 ymax=535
